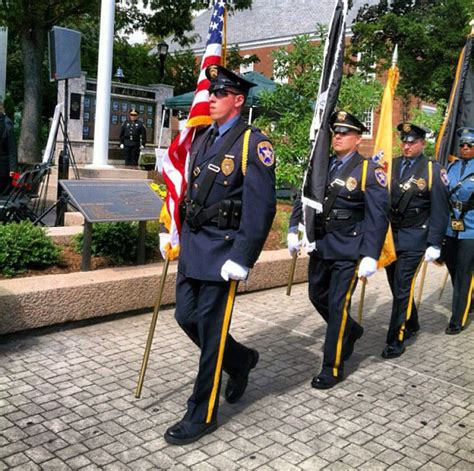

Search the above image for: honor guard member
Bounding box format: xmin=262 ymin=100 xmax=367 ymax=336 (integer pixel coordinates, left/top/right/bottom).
xmin=441 ymin=127 xmax=474 ymax=334
xmin=161 ymin=65 xmax=276 ymax=445
xmin=288 ymin=110 xmax=390 ymax=389
xmin=383 ymin=123 xmax=450 ymax=358
xmin=119 ymin=108 xmax=147 ymax=166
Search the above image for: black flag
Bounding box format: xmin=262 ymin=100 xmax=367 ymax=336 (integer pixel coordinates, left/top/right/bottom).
xmin=435 ymin=30 xmax=473 ymax=167
xmin=302 ymin=0 xmax=348 ymax=243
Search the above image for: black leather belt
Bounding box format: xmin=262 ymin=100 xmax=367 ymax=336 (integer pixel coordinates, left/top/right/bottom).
xmin=451 ymin=200 xmax=474 ymax=212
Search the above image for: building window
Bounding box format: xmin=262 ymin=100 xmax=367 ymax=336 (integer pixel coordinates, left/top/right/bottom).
xmin=112 ymin=101 xmax=119 ymax=111
xmin=147 ymin=105 xmax=153 ymax=114
xmin=240 ymin=56 xmax=254 ymax=74
xmin=83 ymin=112 xmax=90 ymax=122
xmin=362 ymin=108 xmax=374 ymax=138
xmin=121 ymin=102 xmax=128 ymax=112
xmin=273 ymin=57 xmax=288 ymax=84
xmin=111 ymin=115 xmax=118 ymax=125
xmin=421 ymin=104 xmax=437 ymax=115
xmin=83 ymin=126 xmax=90 ymax=139
xmin=120 ymin=115 xmax=127 ymax=123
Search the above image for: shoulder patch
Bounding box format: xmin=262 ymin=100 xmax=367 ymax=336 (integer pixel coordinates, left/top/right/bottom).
xmin=257 ymin=141 xmax=274 ymax=167
xmin=440 ymin=168 xmax=449 ymax=186
xmin=374 ymin=168 xmax=387 ymax=187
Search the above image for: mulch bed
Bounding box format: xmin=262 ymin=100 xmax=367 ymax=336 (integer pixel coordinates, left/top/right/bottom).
xmin=1 ymin=202 xmax=293 ymax=279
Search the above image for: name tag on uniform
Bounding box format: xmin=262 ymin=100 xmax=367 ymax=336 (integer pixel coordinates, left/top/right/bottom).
xmin=450 ymin=218 xmax=465 ymax=232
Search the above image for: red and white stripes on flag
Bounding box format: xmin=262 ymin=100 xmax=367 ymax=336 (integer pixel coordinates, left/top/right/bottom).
xmin=160 ymin=0 xmax=227 ymax=260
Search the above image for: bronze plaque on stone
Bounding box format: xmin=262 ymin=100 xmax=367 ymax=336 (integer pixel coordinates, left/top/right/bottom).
xmin=60 ymin=179 xmax=163 ymax=223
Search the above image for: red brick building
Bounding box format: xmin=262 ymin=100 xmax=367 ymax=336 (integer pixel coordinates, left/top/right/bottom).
xmin=167 ymin=0 xmax=433 ymax=156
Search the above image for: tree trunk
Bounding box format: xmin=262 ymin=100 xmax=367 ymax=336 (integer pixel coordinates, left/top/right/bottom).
xmin=18 ymin=27 xmax=45 ymax=164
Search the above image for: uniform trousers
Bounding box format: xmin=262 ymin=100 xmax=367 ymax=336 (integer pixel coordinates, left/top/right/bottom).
xmin=443 ymin=236 xmax=474 ymax=329
xmin=308 ymin=254 xmax=361 ymax=379
xmin=174 ymin=272 xmax=253 ymax=425
xmin=123 ymin=145 xmax=140 ymax=166
xmin=385 ymin=250 xmax=424 ymax=344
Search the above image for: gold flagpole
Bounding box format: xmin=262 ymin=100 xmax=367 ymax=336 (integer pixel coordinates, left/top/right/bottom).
xmin=416 ymin=261 xmax=428 ymax=310
xmin=439 ymin=269 xmax=450 ymax=300
xmin=286 ymin=251 xmax=298 ymax=296
xmin=357 ymin=277 xmax=367 ymax=324
xmin=135 ymin=257 xmax=170 ymax=398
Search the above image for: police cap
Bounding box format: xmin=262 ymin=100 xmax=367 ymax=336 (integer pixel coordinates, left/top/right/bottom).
xmin=457 ymin=127 xmax=474 ymax=145
xmin=330 ymin=110 xmax=368 ymax=134
xmin=206 ymin=64 xmax=256 ymax=96
xmin=397 ymin=122 xmax=428 ymax=142
xmin=129 ymin=109 xmax=138 ymax=116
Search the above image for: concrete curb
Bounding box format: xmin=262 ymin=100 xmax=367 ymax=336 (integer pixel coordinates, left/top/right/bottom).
xmin=0 ymin=250 xmax=308 ymax=334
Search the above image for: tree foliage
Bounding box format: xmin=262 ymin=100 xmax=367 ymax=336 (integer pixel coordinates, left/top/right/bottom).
xmin=350 ymin=0 xmax=471 ymax=103
xmin=254 ymin=32 xmax=383 ymax=188
xmin=0 ymin=1 xmax=254 ymax=163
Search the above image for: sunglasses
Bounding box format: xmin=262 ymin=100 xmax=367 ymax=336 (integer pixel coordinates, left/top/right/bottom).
xmin=460 ymin=142 xmax=473 ymax=148
xmin=209 ymin=89 xmax=240 ymax=98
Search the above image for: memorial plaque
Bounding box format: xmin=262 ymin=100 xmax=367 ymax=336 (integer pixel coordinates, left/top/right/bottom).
xmin=60 ymin=179 xmax=163 ymax=223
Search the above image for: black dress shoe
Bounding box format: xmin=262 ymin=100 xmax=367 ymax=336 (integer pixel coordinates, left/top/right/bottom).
xmin=381 ymin=342 xmax=405 ymax=359
xmin=225 ymin=349 xmax=259 ymax=404
xmin=164 ymin=420 xmax=218 ymax=446
xmin=343 ymin=324 xmax=364 ymax=361
xmin=311 ymin=374 xmax=343 ymax=390
xmin=445 ymin=325 xmax=462 ymax=335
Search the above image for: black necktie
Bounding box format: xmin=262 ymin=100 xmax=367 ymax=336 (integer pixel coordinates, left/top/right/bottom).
xmin=460 ymin=160 xmax=467 ymax=178
xmin=400 ymin=159 xmax=411 ymax=179
xmin=205 ymin=128 xmax=218 ymax=152
xmin=329 ymin=159 xmax=343 ymax=180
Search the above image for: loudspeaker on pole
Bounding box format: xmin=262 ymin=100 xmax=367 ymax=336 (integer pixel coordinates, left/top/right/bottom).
xmin=48 ymin=26 xmax=82 ymax=82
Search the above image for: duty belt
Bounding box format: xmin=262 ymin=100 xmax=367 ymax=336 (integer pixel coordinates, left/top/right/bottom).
xmin=390 ymin=207 xmax=429 ymax=229
xmin=323 ymin=209 xmax=365 ymax=232
xmin=450 ymin=200 xmax=474 ymax=212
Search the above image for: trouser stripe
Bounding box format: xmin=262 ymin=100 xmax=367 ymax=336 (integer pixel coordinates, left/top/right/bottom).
xmin=206 ymin=280 xmax=237 ymax=424
xmin=399 ymin=258 xmax=424 ymax=341
xmin=461 ymin=275 xmax=474 ymax=327
xmin=333 ymin=264 xmax=359 ymax=377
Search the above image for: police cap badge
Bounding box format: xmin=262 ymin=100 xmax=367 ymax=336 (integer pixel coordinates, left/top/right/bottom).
xmin=330 ymin=110 xmax=368 ymax=134
xmin=397 ymin=122 xmax=429 ymax=142
xmin=206 ymin=64 xmax=257 ymax=96
xmin=457 ymin=127 xmax=474 ymax=145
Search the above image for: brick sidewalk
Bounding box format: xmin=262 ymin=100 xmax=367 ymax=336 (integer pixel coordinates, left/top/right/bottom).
xmin=1 ymin=263 xmax=473 ymax=470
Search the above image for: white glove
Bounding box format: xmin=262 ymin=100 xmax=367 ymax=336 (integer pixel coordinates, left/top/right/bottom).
xmin=120 ymin=144 xmax=124 ymax=149
xmin=220 ymin=260 xmax=249 ymax=281
xmin=301 ymin=230 xmax=316 ymax=253
xmin=287 ymin=232 xmax=301 ymax=255
xmin=159 ymin=233 xmax=171 ymax=259
xmin=141 ymin=145 xmax=145 ymax=149
xmin=358 ymin=257 xmax=377 ymax=278
xmin=425 ymin=246 xmax=441 ymax=263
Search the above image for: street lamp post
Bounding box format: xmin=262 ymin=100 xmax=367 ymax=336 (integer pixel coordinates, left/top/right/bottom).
xmin=157 ymin=41 xmax=169 ymax=82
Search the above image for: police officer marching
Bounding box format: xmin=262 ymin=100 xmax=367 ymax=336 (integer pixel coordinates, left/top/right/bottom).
xmin=160 ymin=65 xmax=276 ymax=445
xmin=441 ymin=127 xmax=474 ymax=334
xmin=119 ymin=108 xmax=147 ymax=166
xmin=382 ymin=123 xmax=450 ymax=358
xmin=288 ymin=110 xmax=390 ymax=389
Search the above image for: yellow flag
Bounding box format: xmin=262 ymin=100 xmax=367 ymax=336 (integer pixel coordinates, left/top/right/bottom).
xmin=373 ymin=62 xmax=399 ymax=268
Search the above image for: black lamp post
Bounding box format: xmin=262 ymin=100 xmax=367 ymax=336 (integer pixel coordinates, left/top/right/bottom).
xmin=157 ymin=41 xmax=169 ymax=81
xmin=114 ymin=66 xmax=125 ymax=82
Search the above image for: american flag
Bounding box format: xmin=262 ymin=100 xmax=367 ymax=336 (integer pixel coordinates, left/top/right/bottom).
xmin=160 ymin=0 xmax=226 ymax=260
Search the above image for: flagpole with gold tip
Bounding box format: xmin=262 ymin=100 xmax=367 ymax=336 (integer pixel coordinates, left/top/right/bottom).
xmin=357 ymin=277 xmax=367 ymax=324
xmin=135 ymin=257 xmax=170 ymax=398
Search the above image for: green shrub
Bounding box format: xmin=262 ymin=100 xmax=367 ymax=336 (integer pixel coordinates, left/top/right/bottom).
xmin=0 ymin=221 xmax=62 ymax=277
xmin=138 ymin=153 xmax=156 ymax=170
xmin=73 ymin=221 xmax=160 ymax=264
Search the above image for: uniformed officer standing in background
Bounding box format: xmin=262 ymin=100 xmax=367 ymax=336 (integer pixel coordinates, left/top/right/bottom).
xmin=119 ymin=108 xmax=147 ymax=166
xmin=442 ymin=127 xmax=474 ymax=334
xmin=288 ymin=110 xmax=389 ymax=389
xmin=0 ymin=101 xmax=18 ymax=195
xmin=383 ymin=123 xmax=450 ymax=358
xmin=160 ymin=65 xmax=276 ymax=445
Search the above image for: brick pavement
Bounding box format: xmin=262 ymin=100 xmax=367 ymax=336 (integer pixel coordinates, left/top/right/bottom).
xmin=1 ymin=263 xmax=473 ymax=470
